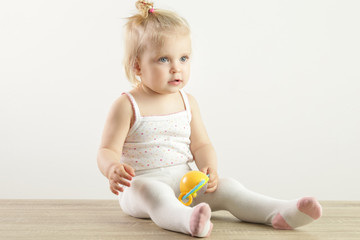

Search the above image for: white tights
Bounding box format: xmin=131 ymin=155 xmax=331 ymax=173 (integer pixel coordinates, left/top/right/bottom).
xmin=118 ymin=164 xmax=321 ymax=237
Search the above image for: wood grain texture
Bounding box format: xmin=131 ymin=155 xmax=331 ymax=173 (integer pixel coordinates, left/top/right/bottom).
xmin=1 ymin=200 xmax=359 ymax=240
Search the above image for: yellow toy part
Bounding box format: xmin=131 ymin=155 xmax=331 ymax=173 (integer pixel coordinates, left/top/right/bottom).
xmin=178 ymin=171 xmax=209 ymax=206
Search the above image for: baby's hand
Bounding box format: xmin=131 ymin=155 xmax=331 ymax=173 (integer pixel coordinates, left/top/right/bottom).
xmin=200 ymin=167 xmax=218 ymax=193
xmin=107 ymin=163 xmax=135 ymax=195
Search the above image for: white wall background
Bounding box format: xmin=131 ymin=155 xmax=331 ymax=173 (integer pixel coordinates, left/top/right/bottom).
xmin=1 ymin=0 xmax=359 ymax=200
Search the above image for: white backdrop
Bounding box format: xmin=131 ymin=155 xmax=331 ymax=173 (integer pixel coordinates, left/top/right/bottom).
xmin=1 ymin=0 xmax=359 ymax=200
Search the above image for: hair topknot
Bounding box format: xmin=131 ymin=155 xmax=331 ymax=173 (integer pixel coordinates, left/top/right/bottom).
xmin=136 ymin=0 xmax=154 ymax=18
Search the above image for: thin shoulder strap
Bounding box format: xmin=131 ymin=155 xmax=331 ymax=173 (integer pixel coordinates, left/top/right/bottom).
xmin=122 ymin=92 xmax=141 ymax=120
xmin=179 ymin=89 xmax=192 ymax=122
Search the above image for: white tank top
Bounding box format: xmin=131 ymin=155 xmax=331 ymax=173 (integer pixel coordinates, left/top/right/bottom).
xmin=121 ymin=90 xmax=194 ymax=171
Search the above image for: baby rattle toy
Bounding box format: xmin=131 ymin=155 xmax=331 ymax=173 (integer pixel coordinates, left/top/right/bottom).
xmin=178 ymin=171 xmax=209 ymax=206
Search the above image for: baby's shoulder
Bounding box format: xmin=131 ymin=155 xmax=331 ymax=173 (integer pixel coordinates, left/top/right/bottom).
xmin=184 ymin=92 xmax=200 ymax=111
xmin=185 ymin=92 xmax=195 ymax=102
xmin=109 ymin=94 xmax=133 ymax=118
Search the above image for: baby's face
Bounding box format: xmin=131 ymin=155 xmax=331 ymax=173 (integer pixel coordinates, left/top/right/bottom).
xmin=136 ymin=34 xmax=192 ymax=94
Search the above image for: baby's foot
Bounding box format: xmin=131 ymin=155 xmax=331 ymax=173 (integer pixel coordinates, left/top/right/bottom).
xmin=297 ymin=197 xmax=322 ymax=219
xmin=272 ymin=197 xmax=322 ymax=230
xmin=190 ymin=203 xmax=213 ymax=237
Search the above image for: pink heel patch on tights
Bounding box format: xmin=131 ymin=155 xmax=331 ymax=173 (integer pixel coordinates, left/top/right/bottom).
xmin=272 ymin=213 xmax=293 ymax=230
xmin=297 ymin=197 xmax=322 ymax=220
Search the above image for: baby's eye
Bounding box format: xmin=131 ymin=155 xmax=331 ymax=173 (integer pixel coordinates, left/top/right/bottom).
xmin=180 ymin=56 xmax=189 ymax=62
xmin=158 ymin=57 xmax=169 ymax=63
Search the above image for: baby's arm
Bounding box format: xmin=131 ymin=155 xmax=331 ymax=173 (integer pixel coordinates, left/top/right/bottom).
xmin=97 ymin=95 xmax=135 ymax=195
xmin=188 ymin=94 xmax=219 ymax=193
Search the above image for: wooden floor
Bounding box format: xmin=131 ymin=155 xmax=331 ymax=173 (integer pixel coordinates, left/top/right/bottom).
xmin=0 ymin=200 xmax=359 ymax=240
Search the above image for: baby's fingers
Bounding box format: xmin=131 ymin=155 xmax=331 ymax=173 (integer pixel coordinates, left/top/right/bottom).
xmin=115 ymin=166 xmax=134 ymax=181
xmin=123 ymin=163 xmax=136 ymax=177
xmin=110 ymin=184 xmax=122 ymax=195
xmin=110 ymin=178 xmax=131 ymax=195
xmin=111 ymin=175 xmax=132 ymax=187
xmin=206 ymin=176 xmax=218 ymax=193
xmin=206 ymin=181 xmax=217 ymax=193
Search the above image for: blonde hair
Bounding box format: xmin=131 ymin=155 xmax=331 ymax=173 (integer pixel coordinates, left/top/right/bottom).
xmin=123 ymin=0 xmax=191 ymax=87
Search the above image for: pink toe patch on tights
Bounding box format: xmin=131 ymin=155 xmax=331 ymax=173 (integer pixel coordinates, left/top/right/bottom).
xmin=297 ymin=197 xmax=322 ymax=220
xmin=272 ymin=213 xmax=293 ymax=230
xmin=190 ymin=203 xmax=212 ymax=237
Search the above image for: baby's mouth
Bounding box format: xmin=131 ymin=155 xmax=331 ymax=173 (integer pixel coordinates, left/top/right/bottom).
xmin=168 ymin=79 xmax=182 ymax=85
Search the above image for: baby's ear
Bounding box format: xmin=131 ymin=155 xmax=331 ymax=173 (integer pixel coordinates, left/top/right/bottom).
xmin=133 ymin=58 xmax=142 ymax=76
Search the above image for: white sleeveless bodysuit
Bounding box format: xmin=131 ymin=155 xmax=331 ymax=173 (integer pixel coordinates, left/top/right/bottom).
xmin=120 ymin=90 xmax=194 ymax=171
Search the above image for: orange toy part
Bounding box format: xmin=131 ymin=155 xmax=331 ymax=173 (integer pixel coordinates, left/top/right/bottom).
xmin=178 ymin=171 xmax=209 ymax=206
